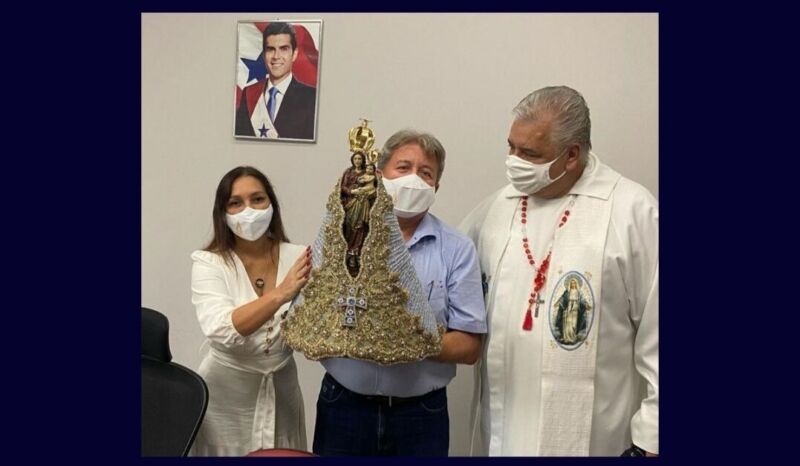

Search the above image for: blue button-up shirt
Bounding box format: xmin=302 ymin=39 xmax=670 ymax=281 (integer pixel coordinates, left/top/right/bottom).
xmin=321 ymin=213 xmax=487 ymax=397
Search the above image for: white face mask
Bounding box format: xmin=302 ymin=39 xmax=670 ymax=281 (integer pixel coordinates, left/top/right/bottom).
xmin=381 ymin=174 xmax=436 ymax=218
xmin=505 ymin=153 xmax=567 ymax=194
xmin=225 ymin=205 xmax=274 ymax=241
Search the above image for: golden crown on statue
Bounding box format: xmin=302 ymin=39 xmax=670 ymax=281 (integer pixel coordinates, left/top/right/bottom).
xmin=348 ymin=118 xmax=380 ymax=165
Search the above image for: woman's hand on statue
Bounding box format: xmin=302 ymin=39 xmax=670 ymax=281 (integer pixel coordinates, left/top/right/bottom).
xmin=276 ymin=246 xmax=312 ymax=303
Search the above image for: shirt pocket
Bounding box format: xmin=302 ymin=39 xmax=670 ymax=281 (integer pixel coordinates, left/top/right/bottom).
xmin=425 ymin=279 xmax=448 ymax=327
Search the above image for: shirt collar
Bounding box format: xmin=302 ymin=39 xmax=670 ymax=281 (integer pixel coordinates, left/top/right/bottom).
xmin=406 ymin=213 xmax=439 ymax=248
xmin=503 ymin=152 xmax=619 ymax=200
xmin=267 ymin=73 xmax=293 ymax=95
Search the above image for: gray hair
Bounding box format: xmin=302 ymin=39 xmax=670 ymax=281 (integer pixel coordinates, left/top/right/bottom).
xmin=512 ymin=86 xmax=592 ymax=159
xmin=378 ymin=129 xmax=446 ymax=183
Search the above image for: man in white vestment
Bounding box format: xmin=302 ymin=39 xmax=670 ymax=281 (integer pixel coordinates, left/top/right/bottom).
xmin=460 ymin=86 xmax=658 ymax=456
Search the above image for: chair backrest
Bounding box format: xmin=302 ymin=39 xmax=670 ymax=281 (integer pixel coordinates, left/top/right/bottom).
xmin=141 ymin=307 xmax=208 ymax=456
xmin=142 ymin=307 xmax=172 ymax=361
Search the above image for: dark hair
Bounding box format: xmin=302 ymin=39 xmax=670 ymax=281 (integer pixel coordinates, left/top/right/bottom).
xmin=204 ymin=166 xmax=289 ymax=264
xmin=263 ymin=22 xmax=297 ymax=52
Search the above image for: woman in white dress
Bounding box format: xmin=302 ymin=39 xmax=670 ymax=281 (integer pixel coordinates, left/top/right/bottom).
xmin=190 ymin=166 xmax=311 ymax=456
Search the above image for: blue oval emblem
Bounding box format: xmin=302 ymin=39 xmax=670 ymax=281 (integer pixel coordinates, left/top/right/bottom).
xmin=548 ymin=271 xmax=595 ymax=350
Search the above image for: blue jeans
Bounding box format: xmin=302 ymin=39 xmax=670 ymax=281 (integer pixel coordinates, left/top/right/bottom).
xmin=313 ymin=373 xmax=449 ymax=456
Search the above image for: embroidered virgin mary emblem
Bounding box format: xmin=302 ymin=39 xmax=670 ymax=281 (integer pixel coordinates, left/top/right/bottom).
xmin=548 ymin=271 xmax=595 ymax=350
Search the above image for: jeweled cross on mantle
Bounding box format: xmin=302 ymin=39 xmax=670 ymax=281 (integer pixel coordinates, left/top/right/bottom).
xmin=337 ymin=286 xmax=368 ymax=327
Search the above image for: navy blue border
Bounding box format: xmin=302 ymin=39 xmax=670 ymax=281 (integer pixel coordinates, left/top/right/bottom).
xmin=13 ymin=0 xmax=759 ymax=462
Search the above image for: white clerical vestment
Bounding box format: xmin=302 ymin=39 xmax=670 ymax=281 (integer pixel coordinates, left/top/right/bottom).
xmin=459 ymin=153 xmax=658 ymax=456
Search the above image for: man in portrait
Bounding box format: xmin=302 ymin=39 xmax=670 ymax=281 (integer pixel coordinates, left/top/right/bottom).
xmin=235 ymin=21 xmax=317 ymax=140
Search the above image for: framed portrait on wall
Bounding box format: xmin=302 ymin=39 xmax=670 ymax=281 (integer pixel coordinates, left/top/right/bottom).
xmin=234 ymin=19 xmax=322 ymax=142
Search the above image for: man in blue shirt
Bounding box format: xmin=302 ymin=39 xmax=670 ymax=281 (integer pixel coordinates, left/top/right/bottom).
xmin=312 ymin=129 xmax=487 ymax=456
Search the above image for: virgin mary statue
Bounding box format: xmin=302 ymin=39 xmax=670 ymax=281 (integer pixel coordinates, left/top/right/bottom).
xmin=282 ymin=120 xmax=443 ymax=365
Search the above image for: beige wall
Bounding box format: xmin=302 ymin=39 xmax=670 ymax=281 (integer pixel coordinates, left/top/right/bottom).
xmin=142 ymin=12 xmax=658 ymax=456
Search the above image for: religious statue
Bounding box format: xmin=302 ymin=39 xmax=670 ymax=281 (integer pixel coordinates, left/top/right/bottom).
xmin=342 ymin=163 xmax=379 ymax=275
xmin=341 ymin=140 xmax=380 ymax=276
xmin=281 ymin=119 xmax=443 ymax=365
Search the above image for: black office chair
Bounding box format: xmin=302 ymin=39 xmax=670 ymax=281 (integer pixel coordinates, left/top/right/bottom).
xmin=142 ymin=307 xmax=172 ymax=362
xmin=141 ymin=307 xmax=208 ymax=456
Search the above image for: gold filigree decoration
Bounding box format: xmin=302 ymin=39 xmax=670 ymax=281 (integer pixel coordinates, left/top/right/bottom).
xmin=283 ymin=178 xmax=444 ymax=365
xmin=348 ymin=118 xmax=375 ymax=154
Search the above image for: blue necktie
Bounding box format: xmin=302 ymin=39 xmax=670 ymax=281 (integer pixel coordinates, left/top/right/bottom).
xmin=267 ymin=87 xmax=279 ymax=122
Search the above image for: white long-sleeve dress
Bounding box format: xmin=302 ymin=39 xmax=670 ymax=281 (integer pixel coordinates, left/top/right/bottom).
xmin=189 ymin=243 xmax=307 ymax=456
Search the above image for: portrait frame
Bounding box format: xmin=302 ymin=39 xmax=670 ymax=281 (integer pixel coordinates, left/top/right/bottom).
xmin=233 ymin=19 xmax=323 ymax=143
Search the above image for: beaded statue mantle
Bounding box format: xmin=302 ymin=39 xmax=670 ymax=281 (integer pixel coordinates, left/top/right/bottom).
xmin=282 ymin=174 xmax=444 ymax=365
